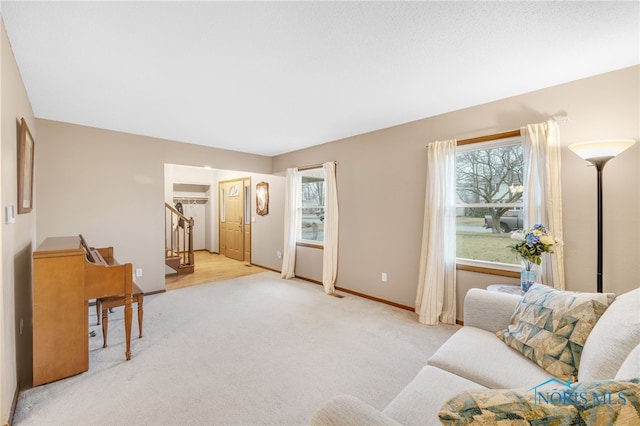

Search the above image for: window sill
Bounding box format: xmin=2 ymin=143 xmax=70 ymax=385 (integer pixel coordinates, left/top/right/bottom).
xmin=456 ymin=258 xmax=520 ymax=278
xmin=296 ymin=242 xmax=324 ymax=249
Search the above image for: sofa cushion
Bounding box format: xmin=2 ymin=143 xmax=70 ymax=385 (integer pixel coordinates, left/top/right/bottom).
xmin=427 ymin=327 xmax=550 ymax=389
xmin=615 ymin=343 xmax=640 ymax=381
xmin=382 ymin=366 xmax=486 ymax=426
xmin=496 ymin=284 xmax=615 ymax=382
xmin=438 ymin=379 xmax=640 ymax=426
xmin=463 ymin=289 xmax=521 ymax=333
xmin=579 ymin=288 xmax=640 ymax=382
xmin=309 ymin=395 xmax=401 ymax=426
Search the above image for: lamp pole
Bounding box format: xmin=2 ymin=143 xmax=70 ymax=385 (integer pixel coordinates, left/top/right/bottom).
xmin=569 ymin=139 xmax=636 ymax=293
xmin=592 ymin=159 xmax=608 ymax=293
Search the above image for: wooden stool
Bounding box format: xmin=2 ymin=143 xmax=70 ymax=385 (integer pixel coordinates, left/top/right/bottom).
xmin=97 ymin=283 xmax=144 ymax=348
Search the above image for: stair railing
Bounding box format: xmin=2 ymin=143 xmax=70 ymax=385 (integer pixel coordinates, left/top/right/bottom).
xmin=165 ymin=202 xmax=195 ymax=270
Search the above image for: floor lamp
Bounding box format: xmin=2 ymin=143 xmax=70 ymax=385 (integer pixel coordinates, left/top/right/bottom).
xmin=568 ymin=139 xmax=636 ymax=293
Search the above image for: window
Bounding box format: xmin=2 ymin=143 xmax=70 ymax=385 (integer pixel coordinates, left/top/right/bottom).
xmin=455 ymin=136 xmax=524 ymax=267
xmin=298 ymin=168 xmax=325 ymax=245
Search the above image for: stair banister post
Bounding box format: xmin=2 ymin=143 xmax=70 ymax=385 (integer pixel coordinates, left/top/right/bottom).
xmin=188 ymin=217 xmax=195 ymax=266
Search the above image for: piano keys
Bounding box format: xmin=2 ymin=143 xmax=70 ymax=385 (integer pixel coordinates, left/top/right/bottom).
xmin=32 ymin=235 xmax=134 ymax=386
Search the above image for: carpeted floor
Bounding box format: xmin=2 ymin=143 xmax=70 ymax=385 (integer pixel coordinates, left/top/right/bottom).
xmin=14 ymin=272 xmax=458 ymax=425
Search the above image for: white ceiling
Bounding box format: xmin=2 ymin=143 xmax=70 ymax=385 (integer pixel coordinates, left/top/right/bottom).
xmin=1 ymin=1 xmax=638 ymax=156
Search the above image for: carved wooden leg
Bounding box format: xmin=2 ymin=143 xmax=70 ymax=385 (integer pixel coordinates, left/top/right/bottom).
xmin=96 ymin=299 xmax=101 ymax=325
xmin=137 ymin=294 xmax=144 ymax=338
xmin=102 ymin=307 xmax=108 ymax=348
xmin=124 ymin=294 xmax=132 ymax=360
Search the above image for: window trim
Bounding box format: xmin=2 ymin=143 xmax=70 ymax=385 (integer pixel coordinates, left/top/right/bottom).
xmin=296 ymin=241 xmax=324 ymax=250
xmin=456 ymin=260 xmax=520 ymax=278
xmin=296 ymin=167 xmax=326 ymax=246
xmin=455 ymin=129 xmax=523 ymax=276
xmin=457 ymin=129 xmax=521 ymax=146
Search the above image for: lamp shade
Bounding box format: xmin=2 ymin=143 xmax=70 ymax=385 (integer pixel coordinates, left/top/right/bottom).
xmin=568 ymin=139 xmax=636 ymax=161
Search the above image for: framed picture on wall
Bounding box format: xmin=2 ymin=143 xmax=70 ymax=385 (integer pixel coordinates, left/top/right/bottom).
xmin=256 ymin=181 xmax=269 ymax=216
xmin=18 ymin=117 xmax=35 ymax=214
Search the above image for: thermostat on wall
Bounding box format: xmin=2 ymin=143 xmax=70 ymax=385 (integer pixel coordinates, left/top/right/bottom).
xmin=5 ymin=205 xmax=15 ymax=224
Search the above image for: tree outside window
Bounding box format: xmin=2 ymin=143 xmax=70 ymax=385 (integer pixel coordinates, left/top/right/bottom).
xmin=298 ymin=168 xmax=325 ymax=244
xmin=455 ymin=138 xmax=524 ymax=265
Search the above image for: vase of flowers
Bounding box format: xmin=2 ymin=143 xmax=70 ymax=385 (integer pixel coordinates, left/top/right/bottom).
xmin=508 ymin=224 xmax=557 ymax=294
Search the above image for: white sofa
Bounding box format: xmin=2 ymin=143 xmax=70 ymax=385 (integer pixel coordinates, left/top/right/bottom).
xmin=309 ymin=287 xmax=640 ymax=425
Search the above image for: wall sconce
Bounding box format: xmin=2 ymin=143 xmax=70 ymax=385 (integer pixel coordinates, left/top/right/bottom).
xmin=568 ymin=139 xmax=636 ymax=292
xmin=256 ymin=182 xmax=269 ymax=216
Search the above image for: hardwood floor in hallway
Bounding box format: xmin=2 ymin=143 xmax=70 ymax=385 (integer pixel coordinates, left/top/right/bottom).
xmin=165 ymin=251 xmax=269 ymax=291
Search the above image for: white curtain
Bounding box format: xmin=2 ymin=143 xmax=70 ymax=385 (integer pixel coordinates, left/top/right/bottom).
xmin=415 ymin=140 xmax=457 ymax=325
xmin=281 ymin=168 xmax=299 ymax=279
xmin=322 ymin=162 xmax=339 ymax=294
xmin=521 ymin=120 xmax=565 ymax=289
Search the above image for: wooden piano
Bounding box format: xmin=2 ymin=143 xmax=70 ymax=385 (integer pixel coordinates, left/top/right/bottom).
xmin=32 ymin=235 xmax=133 ymax=386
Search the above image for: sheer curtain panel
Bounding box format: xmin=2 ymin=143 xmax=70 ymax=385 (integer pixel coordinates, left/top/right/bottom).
xmin=322 ymin=162 xmax=339 ymax=294
xmin=281 ymin=168 xmax=299 ymax=279
xmin=521 ymin=120 xmax=565 ymax=289
xmin=415 ymin=140 xmax=457 ymax=325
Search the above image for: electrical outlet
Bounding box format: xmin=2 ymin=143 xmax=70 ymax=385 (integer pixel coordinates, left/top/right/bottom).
xmin=136 ymin=268 xmax=143 ymax=277
xmin=381 ymin=272 xmax=388 ymax=282
xmin=276 ymin=250 xmax=282 ymax=259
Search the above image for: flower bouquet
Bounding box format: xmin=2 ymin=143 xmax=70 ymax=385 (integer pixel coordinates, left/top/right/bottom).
xmin=508 ymin=224 xmax=557 ymax=293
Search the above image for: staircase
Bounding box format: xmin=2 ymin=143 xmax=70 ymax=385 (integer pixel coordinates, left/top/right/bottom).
xmin=165 ymin=202 xmax=195 ymax=275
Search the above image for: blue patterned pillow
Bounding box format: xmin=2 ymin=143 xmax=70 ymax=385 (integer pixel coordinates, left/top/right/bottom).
xmin=497 ymin=284 xmax=615 ymax=382
xmin=439 ymin=379 xmax=640 ymax=425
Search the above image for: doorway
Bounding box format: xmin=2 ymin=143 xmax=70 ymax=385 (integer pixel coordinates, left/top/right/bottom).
xmin=219 ymin=177 xmax=252 ymax=262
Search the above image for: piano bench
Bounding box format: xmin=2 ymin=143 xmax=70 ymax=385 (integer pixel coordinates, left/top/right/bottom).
xmin=97 ymin=283 xmax=144 ymax=349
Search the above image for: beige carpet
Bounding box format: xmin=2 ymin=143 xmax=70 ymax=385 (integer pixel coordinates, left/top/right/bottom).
xmin=15 ymin=272 xmax=458 ymax=425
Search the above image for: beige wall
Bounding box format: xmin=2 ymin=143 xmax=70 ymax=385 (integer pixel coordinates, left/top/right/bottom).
xmin=273 ymin=66 xmax=640 ymax=315
xmin=35 ymin=119 xmax=274 ymax=296
xmin=249 ymin=174 xmax=284 ymax=271
xmin=1 ymin=19 xmax=36 ymax=424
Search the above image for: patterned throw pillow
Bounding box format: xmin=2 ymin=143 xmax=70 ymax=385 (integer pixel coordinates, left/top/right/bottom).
xmin=496 ymin=284 xmax=615 ymax=382
xmin=439 ymin=379 xmax=640 ymax=426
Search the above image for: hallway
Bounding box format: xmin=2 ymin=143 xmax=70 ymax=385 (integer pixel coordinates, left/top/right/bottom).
xmin=165 ymin=251 xmax=268 ymax=291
